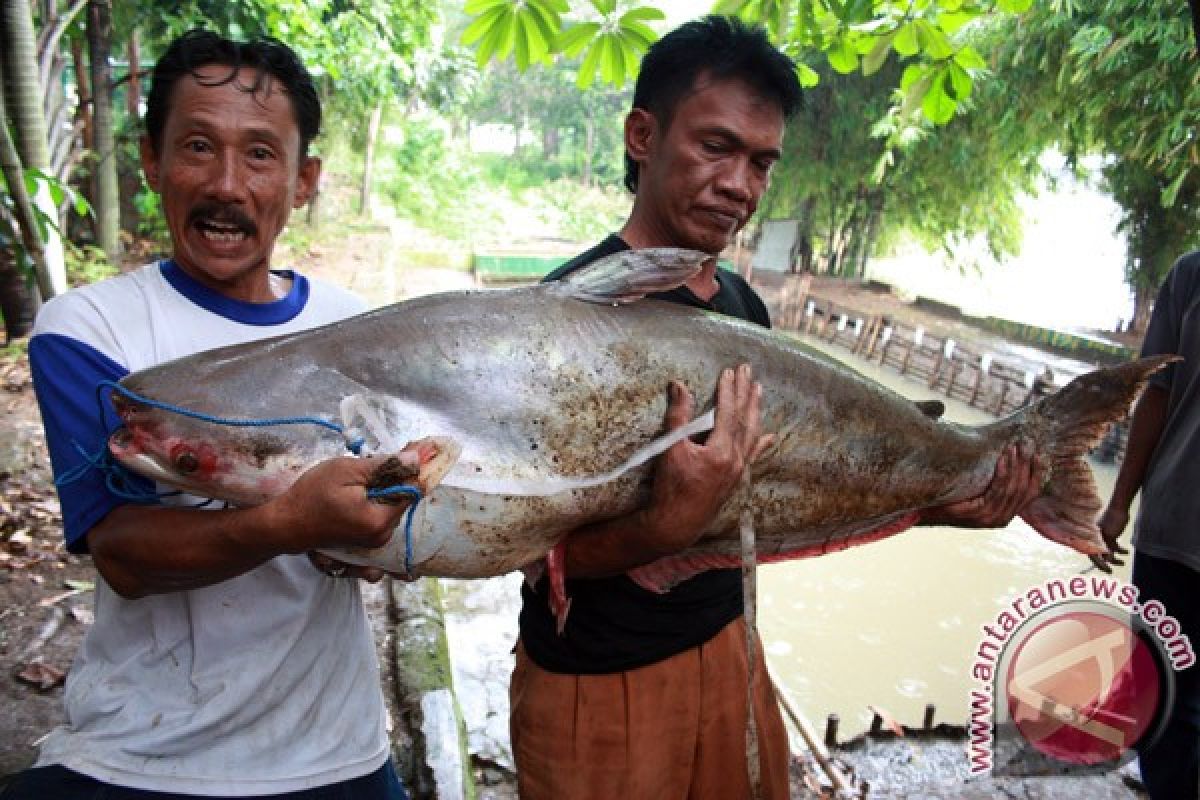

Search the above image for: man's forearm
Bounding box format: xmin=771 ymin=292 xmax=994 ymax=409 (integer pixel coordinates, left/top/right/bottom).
xmin=88 ymin=503 xmax=291 ymax=599
xmin=1107 ymin=384 xmax=1169 ymax=512
xmin=562 ymin=509 xmax=682 ymax=579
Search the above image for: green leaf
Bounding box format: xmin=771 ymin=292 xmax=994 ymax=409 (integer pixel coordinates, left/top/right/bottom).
xmin=461 ymin=5 xmax=505 ymax=46
xmin=591 ymin=0 xmax=616 ymax=15
xmin=862 ymin=30 xmax=896 ymax=76
xmin=828 ymin=37 xmax=859 ymax=73
xmin=947 ymin=63 xmax=972 ymax=100
xmin=525 ymin=0 xmax=562 ymax=44
xmin=72 ymin=191 xmax=91 ymax=218
xmin=900 ymin=64 xmax=926 ymax=92
xmin=796 ymin=62 xmax=820 ymax=88
xmin=713 ymin=0 xmax=751 ymax=14
xmin=939 ymin=10 xmax=977 ymax=35
xmin=577 ymin=38 xmax=605 ymax=88
xmin=621 ymin=20 xmax=658 ymax=49
xmin=921 ymin=74 xmax=957 ymax=124
xmin=557 ymin=22 xmax=600 ymax=57
xmin=1162 ymin=169 xmax=1188 ymax=207
xmin=953 ymin=46 xmax=987 ymax=71
xmin=620 ymin=6 xmax=666 ymax=24
xmin=915 ymin=20 xmax=954 ymax=60
xmin=894 ymin=23 xmax=919 ymax=57
xmin=514 ymin=15 xmax=532 ymax=69
xmin=494 ymin=11 xmax=518 ymax=61
xmin=473 ymin=8 xmax=513 ymax=66
xmin=997 ymin=0 xmax=1033 ymax=11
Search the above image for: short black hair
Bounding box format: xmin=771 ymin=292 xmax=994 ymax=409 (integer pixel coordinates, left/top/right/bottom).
xmin=145 ymin=29 xmax=321 ymax=157
xmin=625 ymin=15 xmax=802 ymax=193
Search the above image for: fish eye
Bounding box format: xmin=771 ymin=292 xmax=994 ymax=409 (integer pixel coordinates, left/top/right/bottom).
xmin=175 ymin=451 xmax=200 ymax=474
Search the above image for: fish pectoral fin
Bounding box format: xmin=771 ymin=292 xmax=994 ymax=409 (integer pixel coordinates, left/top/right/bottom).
xmin=412 ymin=436 xmax=461 ymax=492
xmin=554 ymin=247 xmax=709 ymax=304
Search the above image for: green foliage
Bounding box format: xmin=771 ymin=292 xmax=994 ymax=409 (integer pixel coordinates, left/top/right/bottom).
xmin=133 ymin=178 xmax=170 ymax=247
xmin=988 ymin=0 xmax=1200 ymax=317
xmin=0 ymin=167 xmax=90 ymax=280
xmin=64 ymin=242 xmax=118 ymax=286
xmin=534 ymin=177 xmax=629 ymax=240
xmin=379 ymin=117 xmax=503 ymax=240
xmin=463 ymin=0 xmax=663 ymax=88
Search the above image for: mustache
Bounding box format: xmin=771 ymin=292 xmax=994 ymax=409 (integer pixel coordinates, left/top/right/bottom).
xmin=187 ymin=203 xmax=257 ymax=235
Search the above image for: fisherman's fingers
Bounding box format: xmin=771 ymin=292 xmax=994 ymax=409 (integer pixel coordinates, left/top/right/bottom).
xmin=663 ymin=379 xmax=696 ymax=432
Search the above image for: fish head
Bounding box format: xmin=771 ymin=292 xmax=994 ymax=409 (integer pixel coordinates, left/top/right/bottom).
xmin=108 ymin=390 xmax=342 ymax=506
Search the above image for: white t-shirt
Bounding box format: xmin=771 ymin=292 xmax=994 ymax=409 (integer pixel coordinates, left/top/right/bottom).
xmin=28 ymin=261 xmax=388 ymax=796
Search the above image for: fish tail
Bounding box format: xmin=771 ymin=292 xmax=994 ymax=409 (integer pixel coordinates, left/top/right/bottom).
xmin=1009 ymin=355 xmax=1177 ymax=554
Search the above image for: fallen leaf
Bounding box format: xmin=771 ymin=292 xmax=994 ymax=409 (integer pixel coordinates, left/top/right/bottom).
xmin=69 ymin=606 xmax=94 ymax=626
xmin=15 ymin=661 xmax=66 ymax=691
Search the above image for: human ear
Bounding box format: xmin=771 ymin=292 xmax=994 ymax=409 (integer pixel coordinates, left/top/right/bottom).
xmin=294 ymin=156 xmax=322 ymax=208
xmin=624 ymin=108 xmax=657 ymax=164
xmin=139 ymin=136 xmax=161 ymax=193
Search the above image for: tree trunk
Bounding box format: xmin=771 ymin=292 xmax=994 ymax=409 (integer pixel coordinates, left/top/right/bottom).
xmin=126 ymin=29 xmax=140 ymax=118
xmin=88 ymin=0 xmax=119 ymax=262
xmin=857 ymin=192 xmax=884 ymax=279
xmin=541 ymin=125 xmax=558 ymax=159
xmin=360 ymin=101 xmax=384 ymax=216
xmin=0 ymin=249 xmax=39 ymax=342
xmin=1130 ymin=284 xmax=1154 ymax=336
xmin=582 ymin=114 xmax=594 ymax=188
xmin=794 ymin=195 xmax=817 ymax=273
xmin=0 ymin=78 xmax=53 ymax=304
xmin=1 ymin=0 xmax=68 ymax=298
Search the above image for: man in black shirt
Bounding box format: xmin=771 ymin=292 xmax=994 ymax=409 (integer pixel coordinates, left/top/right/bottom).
xmin=512 ymin=16 xmax=1039 ymax=799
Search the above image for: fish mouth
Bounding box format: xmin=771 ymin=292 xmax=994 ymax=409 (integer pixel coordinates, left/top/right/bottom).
xmin=108 ymin=430 xmax=183 ymax=486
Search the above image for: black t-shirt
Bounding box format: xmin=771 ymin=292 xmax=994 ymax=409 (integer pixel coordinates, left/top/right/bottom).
xmin=519 ymin=234 xmax=771 ymax=674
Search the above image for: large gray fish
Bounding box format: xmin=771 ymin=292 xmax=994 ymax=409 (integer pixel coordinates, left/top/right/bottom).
xmin=107 ymin=249 xmax=1167 ymax=604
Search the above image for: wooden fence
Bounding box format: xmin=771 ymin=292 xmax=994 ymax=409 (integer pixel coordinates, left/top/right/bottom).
xmin=786 ymin=292 xmax=1063 ymax=417
xmin=778 ymin=286 xmax=1131 ymax=461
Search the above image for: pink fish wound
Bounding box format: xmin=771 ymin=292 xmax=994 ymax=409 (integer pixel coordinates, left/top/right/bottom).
xmin=626 ymin=512 xmax=922 ymax=594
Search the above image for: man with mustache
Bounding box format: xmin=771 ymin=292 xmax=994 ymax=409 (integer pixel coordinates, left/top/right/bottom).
xmin=9 ymin=31 xmax=412 ymax=799
xmin=511 ymin=16 xmax=1041 ymax=799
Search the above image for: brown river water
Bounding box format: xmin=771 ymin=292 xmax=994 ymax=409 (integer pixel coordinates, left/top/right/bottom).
xmin=758 ymin=334 xmax=1133 ymax=737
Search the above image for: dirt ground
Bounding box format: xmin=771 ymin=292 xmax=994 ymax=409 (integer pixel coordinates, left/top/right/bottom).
xmin=0 ymin=236 xmax=1149 ymax=798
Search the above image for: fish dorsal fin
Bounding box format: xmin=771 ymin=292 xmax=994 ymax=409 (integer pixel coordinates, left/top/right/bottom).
xmin=554 ymin=247 xmax=710 ymax=304
xmin=914 ymin=400 xmax=945 ymax=419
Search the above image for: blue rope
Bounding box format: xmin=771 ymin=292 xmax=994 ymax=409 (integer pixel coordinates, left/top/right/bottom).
xmin=366 ymin=485 xmax=422 ymax=576
xmin=98 ymin=380 xmax=366 ymax=454
xmin=61 ymin=379 xmax=424 ymax=574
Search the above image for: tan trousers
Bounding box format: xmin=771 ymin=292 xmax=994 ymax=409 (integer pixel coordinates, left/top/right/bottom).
xmin=509 ymin=618 xmax=792 ymax=800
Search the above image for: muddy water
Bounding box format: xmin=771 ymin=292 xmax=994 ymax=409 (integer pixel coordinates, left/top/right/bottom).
xmin=758 ymin=335 xmax=1134 ymax=738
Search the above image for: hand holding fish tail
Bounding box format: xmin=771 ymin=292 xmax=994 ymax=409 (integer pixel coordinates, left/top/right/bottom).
xmin=920 ymin=443 xmax=1041 ymax=528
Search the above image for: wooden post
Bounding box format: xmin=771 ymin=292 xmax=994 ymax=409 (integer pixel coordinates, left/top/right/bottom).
xmin=869 ymin=712 xmax=883 ymax=736
xmin=923 ymin=703 xmax=936 ymax=731
xmin=824 ymin=713 xmax=840 ymax=748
